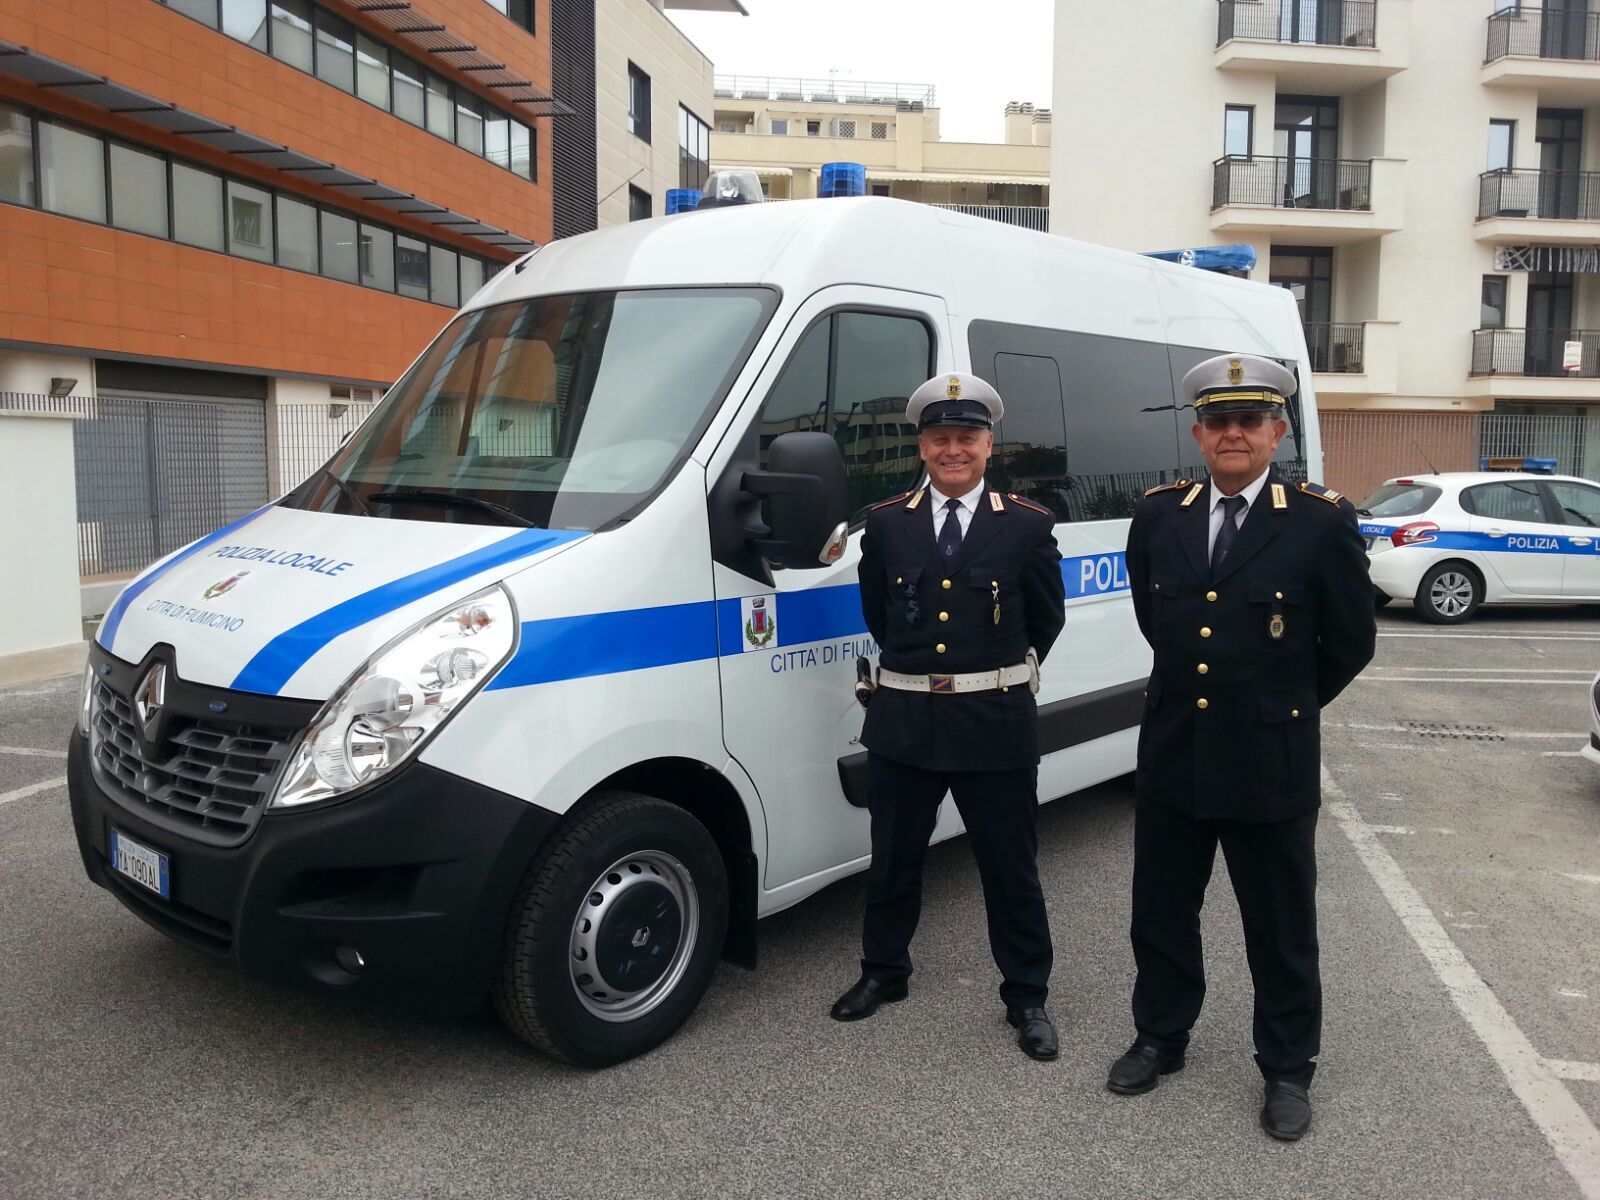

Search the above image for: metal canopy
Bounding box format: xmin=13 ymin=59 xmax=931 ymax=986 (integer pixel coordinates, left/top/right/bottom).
xmin=349 ymin=0 xmax=572 ymax=117
xmin=0 ymin=41 xmax=538 ymax=255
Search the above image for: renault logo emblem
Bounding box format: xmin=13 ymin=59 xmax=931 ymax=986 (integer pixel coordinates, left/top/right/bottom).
xmin=132 ymin=663 xmax=168 ymax=743
xmin=631 ymin=926 xmax=651 ymax=949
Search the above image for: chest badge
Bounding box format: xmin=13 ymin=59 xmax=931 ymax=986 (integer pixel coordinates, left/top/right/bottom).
xmin=1269 ymin=613 xmax=1285 ymax=640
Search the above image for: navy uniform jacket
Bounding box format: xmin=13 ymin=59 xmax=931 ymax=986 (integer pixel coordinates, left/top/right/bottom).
xmin=1126 ymin=467 xmax=1376 ymax=822
xmin=859 ymin=484 xmax=1066 ymax=772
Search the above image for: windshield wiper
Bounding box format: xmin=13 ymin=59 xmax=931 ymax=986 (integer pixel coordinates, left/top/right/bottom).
xmin=313 ymin=467 xmax=373 ymax=517
xmin=371 ymin=489 xmax=535 ymax=527
xmin=1356 ymin=507 xmax=1372 ymax=516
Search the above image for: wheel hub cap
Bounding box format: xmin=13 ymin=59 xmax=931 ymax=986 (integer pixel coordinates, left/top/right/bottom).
xmin=569 ymin=850 xmax=699 ymax=1022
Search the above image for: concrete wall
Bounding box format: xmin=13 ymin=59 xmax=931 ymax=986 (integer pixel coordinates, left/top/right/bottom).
xmin=0 ymin=413 xmax=83 ymax=659
xmin=596 ymin=0 xmax=715 ymax=225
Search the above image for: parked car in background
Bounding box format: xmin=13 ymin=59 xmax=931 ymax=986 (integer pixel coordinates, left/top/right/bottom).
xmin=1359 ymin=468 xmax=1600 ymax=623
xmin=1582 ymin=670 xmax=1600 ymax=768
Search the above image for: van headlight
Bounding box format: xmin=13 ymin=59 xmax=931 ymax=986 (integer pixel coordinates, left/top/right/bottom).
xmin=271 ymin=585 xmax=517 ymax=808
xmin=78 ymin=663 xmax=98 ymax=737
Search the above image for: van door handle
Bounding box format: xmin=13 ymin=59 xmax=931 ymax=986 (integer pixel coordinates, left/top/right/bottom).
xmin=1569 ymin=536 xmax=1593 ymax=546
xmin=1485 ymin=528 xmax=1507 ymax=537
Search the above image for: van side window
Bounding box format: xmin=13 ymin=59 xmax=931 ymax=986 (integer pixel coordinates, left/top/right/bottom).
xmin=758 ymin=310 xmax=933 ymax=520
xmin=1167 ymin=344 xmax=1306 ymax=482
xmin=969 ymin=321 xmax=1184 ymax=521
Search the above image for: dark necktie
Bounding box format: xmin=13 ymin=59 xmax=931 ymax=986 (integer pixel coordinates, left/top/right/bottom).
xmin=938 ymin=497 xmax=963 ymax=559
xmin=1211 ymin=494 xmax=1246 ymax=573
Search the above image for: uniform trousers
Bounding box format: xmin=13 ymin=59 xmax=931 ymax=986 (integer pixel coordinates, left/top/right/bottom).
xmin=1130 ymin=801 xmax=1320 ymax=1085
xmin=861 ymin=754 xmax=1052 ymax=1009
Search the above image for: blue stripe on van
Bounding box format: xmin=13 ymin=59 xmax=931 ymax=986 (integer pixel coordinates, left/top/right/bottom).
xmin=231 ymin=528 xmax=585 ymax=695
xmin=99 ymin=505 xmax=274 ymax=653
xmin=487 ymin=553 xmax=1131 ymax=690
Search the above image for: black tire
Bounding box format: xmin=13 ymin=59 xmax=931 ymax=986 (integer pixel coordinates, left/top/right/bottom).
xmin=494 ymin=790 xmax=729 ymax=1067
xmin=1374 ymin=590 xmax=1393 ymax=609
xmin=1414 ymin=561 xmax=1482 ymax=624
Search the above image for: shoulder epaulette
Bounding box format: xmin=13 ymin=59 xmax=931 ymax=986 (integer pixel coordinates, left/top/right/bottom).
xmin=1297 ymin=481 xmax=1344 ymax=505
xmin=1007 ymin=493 xmax=1051 ymax=516
xmin=867 ymin=491 xmax=911 ymax=511
xmin=1143 ymin=478 xmax=1191 ymax=498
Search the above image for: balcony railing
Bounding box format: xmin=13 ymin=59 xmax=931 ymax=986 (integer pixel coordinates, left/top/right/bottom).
xmin=713 ymin=75 xmax=935 ymax=108
xmin=1304 ymin=323 xmax=1365 ymax=373
xmin=1218 ymin=0 xmax=1376 ymax=48
xmin=1212 ymin=157 xmax=1372 ymax=209
xmin=1486 ymin=6 xmax=1600 ymax=63
xmin=1471 ymin=328 xmax=1600 ymax=377
xmin=930 ymin=203 xmax=1050 ymax=232
xmin=1478 ymin=169 xmax=1600 ymax=220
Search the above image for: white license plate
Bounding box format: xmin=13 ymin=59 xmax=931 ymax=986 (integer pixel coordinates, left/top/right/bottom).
xmin=109 ymin=829 xmax=170 ymax=898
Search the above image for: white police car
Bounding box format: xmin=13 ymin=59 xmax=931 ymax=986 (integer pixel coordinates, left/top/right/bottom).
xmin=1360 ymin=465 xmax=1600 ymax=623
xmin=1583 ymin=671 xmax=1600 ymax=767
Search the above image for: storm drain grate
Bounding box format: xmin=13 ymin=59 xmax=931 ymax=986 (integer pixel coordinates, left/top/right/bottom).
xmin=1401 ymin=721 xmax=1505 ymax=742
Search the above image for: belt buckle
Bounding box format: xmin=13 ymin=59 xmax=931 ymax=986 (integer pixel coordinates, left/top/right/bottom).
xmin=929 ymin=673 xmax=956 ymax=694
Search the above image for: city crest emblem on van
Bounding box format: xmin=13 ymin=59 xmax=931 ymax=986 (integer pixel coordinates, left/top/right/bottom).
xmin=203 ymin=571 xmax=250 ymax=600
xmin=742 ymin=595 xmax=777 ymax=651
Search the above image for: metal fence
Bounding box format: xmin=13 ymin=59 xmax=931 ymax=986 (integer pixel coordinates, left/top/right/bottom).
xmin=1217 ymin=0 xmax=1377 ymax=47
xmin=929 ymin=203 xmax=1050 ymax=232
xmin=1470 ymin=328 xmax=1600 ymax=378
xmin=1486 ymin=5 xmax=1600 ymax=63
xmin=1320 ymin=410 xmax=1600 ymax=503
xmin=1212 ymin=156 xmax=1372 ymax=210
xmin=712 ymin=75 xmax=935 ymax=108
xmin=1478 ymin=169 xmax=1600 ymax=220
xmin=1303 ymin=322 xmax=1365 ymax=373
xmin=272 ymin=400 xmax=377 ymax=494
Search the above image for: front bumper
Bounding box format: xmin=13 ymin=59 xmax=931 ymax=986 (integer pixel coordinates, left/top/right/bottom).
xmin=68 ymin=732 xmax=559 ymax=1009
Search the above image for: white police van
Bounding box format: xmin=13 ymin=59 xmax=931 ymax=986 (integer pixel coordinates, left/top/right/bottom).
xmin=1360 ymin=465 xmax=1600 ymax=622
xmin=68 ymin=197 xmax=1321 ymax=1065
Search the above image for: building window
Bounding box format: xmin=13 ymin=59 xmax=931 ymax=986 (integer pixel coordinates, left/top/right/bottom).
xmin=456 ymin=91 xmax=485 ymax=156
xmin=277 ymin=194 xmax=318 ymax=272
xmin=806 ymin=120 xmax=821 ymax=136
xmin=871 ymin=121 xmax=888 ymax=140
xmin=360 ymin=223 xmax=395 ymax=291
xmin=0 ymin=102 xmax=34 ymax=206
xmin=771 ymin=118 xmax=788 ymax=136
xmin=355 ymin=34 xmax=390 ymax=110
xmin=1224 ymin=104 xmax=1253 ymax=158
xmin=719 ymin=122 xmax=736 ymax=134
xmin=679 ymin=105 xmax=711 ymax=190
xmin=510 ymin=121 xmax=534 ymax=180
xmin=461 ymin=256 xmax=485 ymax=297
xmin=320 ymin=211 xmax=359 ymax=282
xmin=269 ymin=0 xmax=313 ymax=71
xmin=392 ymin=53 xmax=425 ymax=126
xmin=110 ymin=143 xmax=168 ymax=238
xmin=172 ymin=162 xmax=225 ymax=251
xmin=1481 ymin=276 xmax=1508 ymax=328
xmin=628 ymin=63 xmax=652 ymax=142
xmin=484 ymin=0 xmax=533 ymax=32
xmin=227 ymin=180 xmax=274 ymax=262
xmin=1488 ymin=119 xmax=1515 ymax=171
xmin=871 ymin=183 xmax=890 ymax=197
xmin=837 ymin=119 xmax=856 ymax=138
xmin=170 ymin=0 xmax=219 ymax=26
xmin=425 ymin=72 xmax=453 ymax=140
xmin=38 ymin=120 xmax=107 ymax=224
xmin=222 ymin=0 xmax=269 ymax=49
xmin=397 ymin=235 xmax=429 ymax=299
xmin=313 ymin=10 xmax=355 ymax=93
xmin=629 ymin=185 xmax=652 ymax=222
xmin=430 ymin=245 xmax=460 ymax=307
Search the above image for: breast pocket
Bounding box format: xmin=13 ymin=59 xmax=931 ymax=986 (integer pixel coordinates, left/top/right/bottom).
xmin=888 ymin=565 xmax=925 ymax=632
xmin=1248 ymin=581 xmax=1306 ymax=646
xmin=968 ymin=569 xmax=1019 ymax=635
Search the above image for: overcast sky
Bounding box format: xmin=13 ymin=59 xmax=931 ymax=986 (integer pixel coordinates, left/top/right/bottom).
xmin=665 ymin=0 xmax=1055 ymax=145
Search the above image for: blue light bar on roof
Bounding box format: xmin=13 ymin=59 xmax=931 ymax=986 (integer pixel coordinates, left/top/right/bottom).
xmin=1143 ymin=244 xmax=1258 ymax=274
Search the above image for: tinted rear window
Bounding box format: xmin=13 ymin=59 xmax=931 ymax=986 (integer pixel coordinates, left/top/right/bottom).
xmin=1360 ymin=483 xmax=1441 ymax=518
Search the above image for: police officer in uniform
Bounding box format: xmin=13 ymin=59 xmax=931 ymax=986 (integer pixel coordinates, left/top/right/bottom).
xmin=829 ymin=372 xmax=1067 ymax=1061
xmin=1107 ymin=353 xmax=1375 ymax=1139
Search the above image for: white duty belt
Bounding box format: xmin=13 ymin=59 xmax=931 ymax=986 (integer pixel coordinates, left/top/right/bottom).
xmin=876 ymin=661 xmax=1034 ymax=695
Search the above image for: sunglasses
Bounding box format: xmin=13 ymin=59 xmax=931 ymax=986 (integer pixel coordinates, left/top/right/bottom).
xmin=1199 ymin=411 xmax=1270 ymax=432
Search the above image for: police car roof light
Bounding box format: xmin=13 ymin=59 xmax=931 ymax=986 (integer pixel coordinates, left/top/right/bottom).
xmin=1479 ymin=455 xmax=1557 ymax=474
xmin=666 ymin=188 xmax=701 ymax=215
xmin=697 ymin=170 xmax=765 ymax=209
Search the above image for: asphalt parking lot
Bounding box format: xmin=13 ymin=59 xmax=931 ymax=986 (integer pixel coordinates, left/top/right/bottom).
xmin=3 ymin=607 xmax=1599 ymax=1200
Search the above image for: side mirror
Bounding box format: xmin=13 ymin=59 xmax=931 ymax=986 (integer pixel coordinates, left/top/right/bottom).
xmin=742 ymin=432 xmax=849 ymax=569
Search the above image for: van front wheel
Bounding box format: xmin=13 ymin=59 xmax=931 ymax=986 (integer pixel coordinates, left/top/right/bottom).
xmin=494 ymin=791 xmax=729 ymax=1067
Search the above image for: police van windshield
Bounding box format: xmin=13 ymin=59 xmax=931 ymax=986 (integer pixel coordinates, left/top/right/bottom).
xmin=285 ymin=287 xmax=775 ymax=530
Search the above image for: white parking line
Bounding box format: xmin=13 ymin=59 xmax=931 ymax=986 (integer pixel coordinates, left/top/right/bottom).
xmin=0 ymin=777 xmax=66 ymax=806
xmin=1368 ymin=667 xmax=1595 ymax=675
xmin=0 ymin=745 xmax=69 ymax=759
xmin=1325 ymin=765 xmax=1600 ymax=1200
xmin=1549 ymin=1060 xmax=1600 ymax=1083
xmin=1378 ymin=632 xmax=1600 ymax=642
xmin=1351 ymin=677 xmax=1591 ymax=685
xmin=1335 ymin=723 xmax=1584 ymax=739
xmin=1560 ymin=873 xmax=1600 ymax=885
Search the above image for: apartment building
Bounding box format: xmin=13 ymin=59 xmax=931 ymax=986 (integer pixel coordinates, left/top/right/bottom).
xmin=0 ymin=0 xmax=569 ymax=615
xmin=1053 ymin=0 xmax=1600 ymax=422
xmin=711 ymin=79 xmax=1051 ymax=230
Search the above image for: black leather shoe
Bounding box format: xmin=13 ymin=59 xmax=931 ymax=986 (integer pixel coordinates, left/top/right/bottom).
xmin=1105 ymin=1041 xmax=1186 ymax=1095
xmin=1006 ymin=1007 xmax=1059 ymax=1061
xmin=830 ymin=977 xmax=908 ymax=1021
xmin=1260 ymin=1081 xmax=1312 ymax=1141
